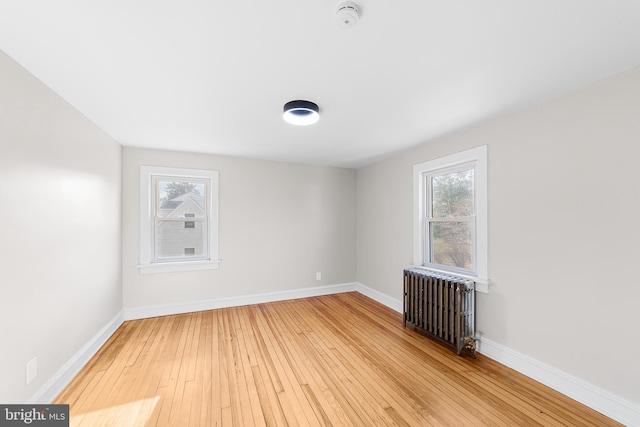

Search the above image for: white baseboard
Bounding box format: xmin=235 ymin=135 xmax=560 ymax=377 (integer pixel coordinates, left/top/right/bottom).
xmin=124 ymin=282 xmax=358 ymax=320
xmin=28 ymin=311 xmax=124 ymax=404
xmin=354 ymin=282 xmax=403 ymax=313
xmin=478 ymin=337 xmax=640 ymax=427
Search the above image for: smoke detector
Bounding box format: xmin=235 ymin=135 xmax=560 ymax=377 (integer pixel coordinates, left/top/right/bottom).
xmin=336 ymin=1 xmax=360 ymax=29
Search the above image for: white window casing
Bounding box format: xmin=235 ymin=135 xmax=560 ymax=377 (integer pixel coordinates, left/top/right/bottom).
xmin=139 ymin=166 xmax=220 ymax=274
xmin=413 ymin=146 xmax=489 ymax=292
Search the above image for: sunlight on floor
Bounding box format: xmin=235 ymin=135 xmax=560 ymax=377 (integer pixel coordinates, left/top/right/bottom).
xmin=70 ymin=396 xmax=159 ymax=427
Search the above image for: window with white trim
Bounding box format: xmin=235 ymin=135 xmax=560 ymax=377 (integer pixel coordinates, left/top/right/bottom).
xmin=139 ymin=166 xmax=220 ymax=273
xmin=426 ymin=163 xmax=475 ymax=272
xmin=413 ymin=146 xmax=489 ymax=291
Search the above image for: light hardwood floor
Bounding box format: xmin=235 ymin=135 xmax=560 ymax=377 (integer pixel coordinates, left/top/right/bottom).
xmin=55 ymin=292 xmax=620 ymax=426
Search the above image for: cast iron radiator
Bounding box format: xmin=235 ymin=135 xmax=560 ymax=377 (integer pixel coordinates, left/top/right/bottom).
xmin=403 ymin=267 xmax=476 ymax=356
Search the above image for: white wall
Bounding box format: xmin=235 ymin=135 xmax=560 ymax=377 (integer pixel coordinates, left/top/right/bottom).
xmin=0 ymin=50 xmax=122 ymax=403
xmin=122 ymin=148 xmax=356 ymax=310
xmin=356 ymin=66 xmax=640 ymax=407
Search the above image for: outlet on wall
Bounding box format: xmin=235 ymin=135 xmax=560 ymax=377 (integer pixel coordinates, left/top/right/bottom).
xmin=315 ymin=272 xmax=322 ymax=281
xmin=26 ymin=357 xmax=37 ymax=384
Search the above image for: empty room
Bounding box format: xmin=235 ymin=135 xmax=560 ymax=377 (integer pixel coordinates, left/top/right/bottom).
xmin=1 ymin=1 xmax=639 ymax=426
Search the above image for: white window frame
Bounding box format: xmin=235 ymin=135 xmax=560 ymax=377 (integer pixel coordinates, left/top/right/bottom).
xmin=139 ymin=166 xmax=220 ymax=274
xmin=424 ymin=162 xmax=476 ymax=275
xmin=413 ymin=146 xmax=489 ymax=292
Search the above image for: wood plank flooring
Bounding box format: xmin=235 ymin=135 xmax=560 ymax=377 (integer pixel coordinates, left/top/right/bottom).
xmin=54 ymin=292 xmax=620 ymax=426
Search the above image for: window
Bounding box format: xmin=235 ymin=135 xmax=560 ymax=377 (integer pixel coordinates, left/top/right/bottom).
xmin=427 ymin=165 xmax=475 ymax=271
xmin=413 ymin=146 xmax=488 ymax=292
xmin=184 ymin=212 xmax=196 ymax=228
xmin=139 ymin=166 xmax=220 ymax=273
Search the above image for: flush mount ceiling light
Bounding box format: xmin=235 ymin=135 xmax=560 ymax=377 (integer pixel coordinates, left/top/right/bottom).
xmin=283 ymin=100 xmax=320 ymax=126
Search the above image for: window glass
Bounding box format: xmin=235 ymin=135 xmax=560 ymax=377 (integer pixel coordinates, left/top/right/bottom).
xmin=431 ymin=169 xmax=474 ymax=218
xmin=153 ymin=178 xmax=208 ymax=262
xmin=430 ymin=222 xmax=473 ymax=269
xmin=157 ymin=220 xmax=207 ymax=259
xmin=157 ymin=181 xmax=206 ymax=218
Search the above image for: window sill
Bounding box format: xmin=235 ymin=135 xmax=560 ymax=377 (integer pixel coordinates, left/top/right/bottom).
xmin=413 ymin=266 xmax=489 ymax=293
xmin=138 ymin=259 xmax=221 ymax=274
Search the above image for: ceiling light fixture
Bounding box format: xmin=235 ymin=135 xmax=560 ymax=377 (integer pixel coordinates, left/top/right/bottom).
xmin=283 ymin=100 xmax=320 ymax=126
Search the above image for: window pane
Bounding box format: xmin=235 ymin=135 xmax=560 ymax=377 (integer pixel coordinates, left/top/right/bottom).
xmin=157 ymin=180 xmax=206 ymax=218
xmin=430 ymin=222 xmax=472 ymax=270
xmin=431 ymin=169 xmax=474 ymax=218
xmin=157 ymin=220 xmax=207 ymax=259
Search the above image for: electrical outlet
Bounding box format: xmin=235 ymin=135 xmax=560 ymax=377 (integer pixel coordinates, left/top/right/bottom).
xmin=315 ymin=272 xmax=322 ymax=281
xmin=27 ymin=357 xmax=37 ymax=384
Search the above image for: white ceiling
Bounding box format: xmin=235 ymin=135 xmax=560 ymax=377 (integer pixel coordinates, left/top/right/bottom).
xmin=2 ymin=1 xmax=640 ymax=168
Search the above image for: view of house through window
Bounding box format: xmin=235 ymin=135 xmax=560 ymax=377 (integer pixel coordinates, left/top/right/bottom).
xmin=139 ymin=166 xmax=219 ymax=273
xmin=154 ymin=178 xmax=208 ymax=261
